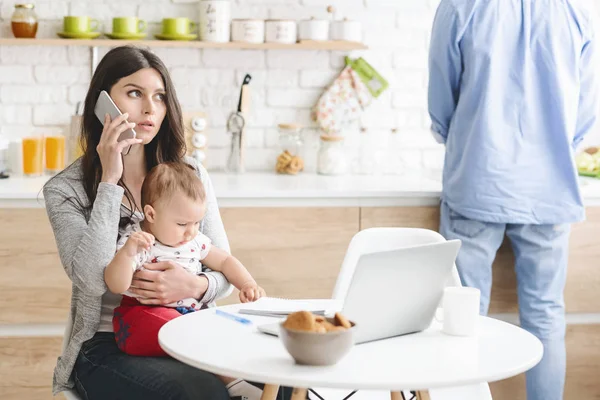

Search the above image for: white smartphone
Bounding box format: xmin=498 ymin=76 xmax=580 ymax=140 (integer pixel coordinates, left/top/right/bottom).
xmin=94 ymin=90 xmax=136 ymax=155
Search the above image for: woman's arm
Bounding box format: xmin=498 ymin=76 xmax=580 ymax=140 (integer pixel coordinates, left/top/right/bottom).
xmin=192 ymin=159 xmax=234 ymax=303
xmin=43 ymin=180 xmax=124 ymax=297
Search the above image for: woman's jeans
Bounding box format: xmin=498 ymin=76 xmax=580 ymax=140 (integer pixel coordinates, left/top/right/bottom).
xmin=440 ymin=201 xmax=570 ymax=400
xmin=73 ymin=332 xmax=297 ymax=400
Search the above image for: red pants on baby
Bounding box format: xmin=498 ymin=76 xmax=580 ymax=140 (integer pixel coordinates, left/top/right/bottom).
xmin=112 ymin=296 xmax=183 ymax=357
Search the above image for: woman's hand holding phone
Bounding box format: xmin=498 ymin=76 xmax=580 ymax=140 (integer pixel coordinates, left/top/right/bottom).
xmin=97 ymin=112 xmax=143 ymax=184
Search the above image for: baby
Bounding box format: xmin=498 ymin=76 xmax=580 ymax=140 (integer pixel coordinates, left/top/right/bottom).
xmin=105 ymin=161 xmax=266 ymax=400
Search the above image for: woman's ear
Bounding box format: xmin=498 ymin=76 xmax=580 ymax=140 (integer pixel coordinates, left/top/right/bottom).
xmin=144 ymin=204 xmax=156 ymax=223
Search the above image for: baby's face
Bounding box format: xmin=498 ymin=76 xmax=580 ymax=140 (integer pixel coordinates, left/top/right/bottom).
xmin=149 ymin=194 xmax=206 ymax=247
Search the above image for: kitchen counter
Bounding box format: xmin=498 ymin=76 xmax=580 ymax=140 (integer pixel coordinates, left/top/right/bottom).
xmin=1 ymin=171 xmax=600 ymax=208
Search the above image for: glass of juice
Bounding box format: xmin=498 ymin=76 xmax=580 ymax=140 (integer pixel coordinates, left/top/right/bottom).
xmin=45 ymin=135 xmax=66 ymax=174
xmin=22 ymin=136 xmax=44 ymax=177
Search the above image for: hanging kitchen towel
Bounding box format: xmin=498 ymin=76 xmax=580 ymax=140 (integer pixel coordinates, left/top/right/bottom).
xmin=312 ymin=65 xmax=372 ymax=135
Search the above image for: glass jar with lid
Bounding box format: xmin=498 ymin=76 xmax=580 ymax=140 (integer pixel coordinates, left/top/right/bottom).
xmin=276 ymin=123 xmax=304 ymax=175
xmin=11 ymin=4 xmax=38 ymax=38
xmin=317 ymin=134 xmax=347 ymax=175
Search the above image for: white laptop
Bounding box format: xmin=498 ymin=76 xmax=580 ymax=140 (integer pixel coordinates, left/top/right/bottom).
xmin=257 ymin=239 xmax=461 ymax=344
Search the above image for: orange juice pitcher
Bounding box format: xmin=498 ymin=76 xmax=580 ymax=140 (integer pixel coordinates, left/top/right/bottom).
xmin=22 ymin=136 xmax=44 ymax=176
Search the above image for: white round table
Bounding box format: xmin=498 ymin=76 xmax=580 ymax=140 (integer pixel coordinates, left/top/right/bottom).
xmin=159 ymin=304 xmax=543 ymax=399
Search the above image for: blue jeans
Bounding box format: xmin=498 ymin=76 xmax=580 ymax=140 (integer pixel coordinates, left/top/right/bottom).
xmin=439 ymin=201 xmax=570 ymax=400
xmin=74 ymin=332 xmax=297 ymax=400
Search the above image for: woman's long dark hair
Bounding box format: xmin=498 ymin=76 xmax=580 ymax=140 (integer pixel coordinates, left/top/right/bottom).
xmin=80 ymin=46 xmax=186 ymax=218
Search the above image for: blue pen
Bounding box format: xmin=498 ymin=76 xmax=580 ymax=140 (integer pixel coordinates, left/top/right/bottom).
xmin=215 ymin=309 xmax=253 ymax=325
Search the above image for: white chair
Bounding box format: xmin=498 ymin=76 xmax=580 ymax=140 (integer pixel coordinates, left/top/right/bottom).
xmin=309 ymin=228 xmax=492 ymax=400
xmin=63 ymin=387 xmax=82 ymax=400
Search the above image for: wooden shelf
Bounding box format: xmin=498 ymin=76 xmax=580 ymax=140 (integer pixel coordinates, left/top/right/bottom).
xmin=0 ymin=37 xmax=367 ymax=50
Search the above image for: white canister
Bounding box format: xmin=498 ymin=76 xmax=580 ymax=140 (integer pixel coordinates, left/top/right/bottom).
xmin=199 ymin=0 xmax=231 ymax=43
xmin=330 ymin=18 xmax=362 ymax=42
xmin=317 ymin=135 xmax=347 ymax=175
xmin=298 ymin=18 xmax=329 ymax=41
xmin=0 ymin=138 xmax=8 ymax=173
xmin=7 ymin=139 xmax=23 ymax=175
xmin=231 ymin=19 xmax=264 ymax=43
xmin=265 ymin=19 xmax=297 ymax=44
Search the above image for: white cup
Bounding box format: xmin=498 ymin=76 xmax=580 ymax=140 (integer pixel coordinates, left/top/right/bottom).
xmin=439 ymin=287 xmax=480 ymax=337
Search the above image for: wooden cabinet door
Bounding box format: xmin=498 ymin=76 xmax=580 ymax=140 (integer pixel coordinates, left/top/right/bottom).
xmin=0 ymin=209 xmax=70 ymax=324
xmin=0 ymin=336 xmax=63 ymax=400
xmin=217 ymin=207 xmax=359 ymax=305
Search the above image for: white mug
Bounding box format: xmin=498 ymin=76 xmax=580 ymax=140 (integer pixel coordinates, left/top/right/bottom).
xmin=439 ymin=287 xmax=481 ymax=336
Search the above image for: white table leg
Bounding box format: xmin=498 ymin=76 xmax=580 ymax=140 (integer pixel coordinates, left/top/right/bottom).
xmin=261 ymin=384 xmax=280 ymax=400
xmin=291 ymin=387 xmax=308 ymax=400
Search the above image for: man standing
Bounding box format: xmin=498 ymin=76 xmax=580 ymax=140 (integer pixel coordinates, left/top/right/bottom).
xmin=429 ymin=1 xmax=598 ymax=399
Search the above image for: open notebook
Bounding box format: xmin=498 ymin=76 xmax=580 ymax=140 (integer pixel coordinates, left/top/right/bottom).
xmin=237 ymin=297 xmax=337 ymax=317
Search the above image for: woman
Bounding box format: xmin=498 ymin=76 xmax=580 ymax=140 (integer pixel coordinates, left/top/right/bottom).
xmin=44 ymin=46 xmax=290 ymax=400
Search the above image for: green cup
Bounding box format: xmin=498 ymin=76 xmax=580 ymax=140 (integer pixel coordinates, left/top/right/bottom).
xmin=161 ymin=17 xmax=196 ymax=36
xmin=112 ymin=17 xmax=146 ymax=34
xmin=63 ymin=16 xmax=99 ymax=33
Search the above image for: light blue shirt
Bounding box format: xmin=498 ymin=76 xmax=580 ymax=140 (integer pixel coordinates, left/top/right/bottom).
xmin=428 ymin=0 xmax=599 ymax=224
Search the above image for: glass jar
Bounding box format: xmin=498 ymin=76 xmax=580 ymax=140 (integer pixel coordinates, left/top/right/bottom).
xmin=276 ymin=123 xmax=304 ymax=175
xmin=11 ymin=4 xmax=38 ymax=38
xmin=317 ymin=135 xmax=347 ymax=175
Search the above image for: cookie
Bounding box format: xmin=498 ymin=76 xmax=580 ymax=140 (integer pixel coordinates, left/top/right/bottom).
xmin=322 ymin=320 xmax=338 ymax=332
xmin=284 ymin=311 xmax=352 ymax=333
xmin=283 ymin=311 xmax=316 ymax=332
xmin=334 ymin=312 xmax=352 ymax=329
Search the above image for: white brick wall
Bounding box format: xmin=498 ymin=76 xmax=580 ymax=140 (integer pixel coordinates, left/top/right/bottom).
xmin=0 ymin=0 xmax=443 ymax=174
xmin=2 ymin=0 xmax=596 ymax=174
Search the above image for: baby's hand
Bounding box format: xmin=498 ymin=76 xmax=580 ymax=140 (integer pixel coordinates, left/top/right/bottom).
xmin=122 ymin=231 xmax=155 ymax=257
xmin=239 ymin=282 xmax=266 ymax=303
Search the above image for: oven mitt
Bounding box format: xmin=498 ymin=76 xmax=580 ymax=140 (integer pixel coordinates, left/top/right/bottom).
xmin=312 ymin=65 xmax=372 ymax=135
xmin=346 ymin=56 xmax=389 ymax=98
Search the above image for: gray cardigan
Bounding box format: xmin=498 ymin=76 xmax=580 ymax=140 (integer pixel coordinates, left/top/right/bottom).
xmin=43 ymin=157 xmax=232 ymax=395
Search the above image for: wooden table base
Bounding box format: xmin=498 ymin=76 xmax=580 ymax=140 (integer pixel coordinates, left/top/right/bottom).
xmin=291 ymin=388 xmax=308 ymax=400
xmin=390 ymin=390 xmax=431 ymax=400
xmin=391 ymin=391 xmax=431 ymax=400
xmin=261 ymin=384 xmax=280 ymax=400
xmin=261 ymin=385 xmax=430 ymax=400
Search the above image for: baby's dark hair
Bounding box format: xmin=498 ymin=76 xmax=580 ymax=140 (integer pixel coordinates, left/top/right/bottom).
xmin=141 ymin=162 xmax=205 ymax=208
